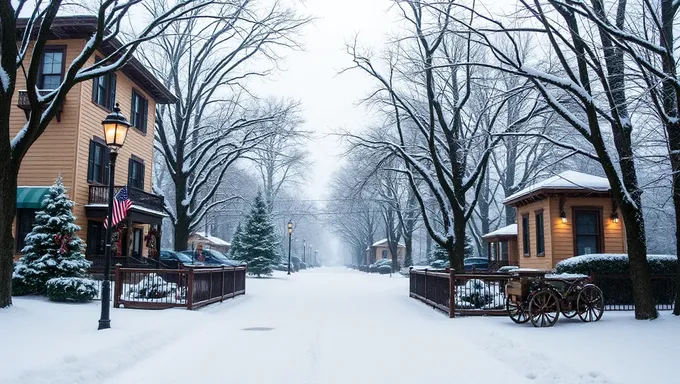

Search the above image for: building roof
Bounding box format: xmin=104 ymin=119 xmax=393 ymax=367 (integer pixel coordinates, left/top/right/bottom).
xmin=190 ymin=232 xmax=231 ymax=247
xmin=503 ymin=171 xmax=611 ymax=206
xmin=16 ymin=16 xmax=176 ymax=104
xmin=367 ymin=238 xmax=406 ymax=250
xmin=481 ymin=224 xmax=518 ymax=239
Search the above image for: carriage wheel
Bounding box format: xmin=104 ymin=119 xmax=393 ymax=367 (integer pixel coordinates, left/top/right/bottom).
xmin=561 ymin=302 xmax=577 ymax=319
xmin=577 ymin=284 xmax=604 ymax=322
xmin=529 ymin=290 xmax=560 ymax=327
xmin=506 ymin=296 xmax=530 ymax=324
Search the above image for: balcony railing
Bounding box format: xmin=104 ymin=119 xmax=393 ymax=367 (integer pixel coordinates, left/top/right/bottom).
xmin=17 ymin=90 xmax=63 ymax=122
xmin=89 ymin=185 xmax=164 ymax=213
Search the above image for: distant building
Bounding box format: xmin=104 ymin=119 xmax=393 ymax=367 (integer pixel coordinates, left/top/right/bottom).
xmin=188 ymin=232 xmax=231 ymax=254
xmin=366 ymin=238 xmax=405 ymax=266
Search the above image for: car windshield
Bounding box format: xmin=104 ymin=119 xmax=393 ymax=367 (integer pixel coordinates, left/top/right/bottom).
xmin=206 ymin=250 xmax=231 ymax=262
xmin=464 ymin=258 xmax=487 ymax=264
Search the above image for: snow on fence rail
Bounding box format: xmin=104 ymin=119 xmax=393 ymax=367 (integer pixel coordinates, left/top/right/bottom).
xmin=409 ymin=268 xmax=511 ymax=317
xmin=113 ymin=265 xmax=246 ymax=310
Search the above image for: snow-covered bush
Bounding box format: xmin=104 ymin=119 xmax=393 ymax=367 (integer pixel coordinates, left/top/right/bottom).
xmin=555 ymin=254 xmax=678 ymax=305
xmin=377 ymin=265 xmax=392 ymax=274
xmin=555 ymin=253 xmax=676 ymax=275
xmin=46 ymin=277 xmax=98 ymax=302
xmin=130 ymin=273 xmax=178 ymax=299
xmin=455 ymin=279 xmax=503 ymax=309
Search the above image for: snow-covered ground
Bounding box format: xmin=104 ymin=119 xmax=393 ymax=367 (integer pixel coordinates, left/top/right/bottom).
xmin=2 ymin=268 xmax=679 ymax=384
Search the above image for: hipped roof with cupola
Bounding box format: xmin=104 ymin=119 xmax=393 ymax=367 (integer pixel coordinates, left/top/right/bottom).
xmin=16 ymin=15 xmax=176 ymax=104
xmin=503 ymin=171 xmax=612 ymax=207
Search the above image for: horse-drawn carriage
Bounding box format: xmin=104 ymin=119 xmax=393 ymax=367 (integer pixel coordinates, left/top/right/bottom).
xmin=505 ymin=269 xmax=604 ymax=327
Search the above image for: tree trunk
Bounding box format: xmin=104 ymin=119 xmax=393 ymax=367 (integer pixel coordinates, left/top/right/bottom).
xmin=620 ymin=201 xmax=658 ymax=319
xmin=0 ymin=163 xmax=18 ymax=308
xmin=450 ymin=212 xmax=466 ymax=272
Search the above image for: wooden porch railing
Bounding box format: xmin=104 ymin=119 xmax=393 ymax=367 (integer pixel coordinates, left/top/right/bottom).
xmin=113 ymin=265 xmax=247 ymax=310
xmin=88 ymin=185 xmax=164 ymax=212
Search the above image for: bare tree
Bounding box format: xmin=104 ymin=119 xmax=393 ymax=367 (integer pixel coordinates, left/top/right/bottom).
xmin=0 ymin=0 xmax=220 ymax=308
xmin=249 ymin=97 xmax=310 ymax=212
xmin=145 ymin=0 xmax=310 ymax=250
xmin=345 ymin=0 xmax=539 ymax=271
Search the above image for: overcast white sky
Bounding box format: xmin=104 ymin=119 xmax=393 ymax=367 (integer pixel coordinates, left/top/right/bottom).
xmin=249 ymin=0 xmax=401 ymax=200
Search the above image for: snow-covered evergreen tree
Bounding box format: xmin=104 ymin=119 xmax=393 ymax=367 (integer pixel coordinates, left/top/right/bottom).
xmin=228 ymin=222 xmax=245 ymax=260
xmin=13 ymin=176 xmax=91 ymax=295
xmin=234 ymin=192 xmax=280 ymax=276
xmin=464 ymin=235 xmax=475 ymax=258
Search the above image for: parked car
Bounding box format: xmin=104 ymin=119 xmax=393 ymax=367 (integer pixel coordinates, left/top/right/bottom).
xmin=496 ymin=265 xmax=519 ymax=274
xmin=181 ymin=249 xmax=243 ymax=267
xmin=369 ymin=258 xmax=392 ymax=273
xmin=464 ymin=257 xmax=489 ymax=271
xmin=159 ymin=250 xmax=202 ymax=269
xmin=430 ymin=260 xmax=449 ymax=269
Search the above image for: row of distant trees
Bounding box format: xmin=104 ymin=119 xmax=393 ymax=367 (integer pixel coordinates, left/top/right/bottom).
xmin=333 ymin=0 xmax=679 ymax=320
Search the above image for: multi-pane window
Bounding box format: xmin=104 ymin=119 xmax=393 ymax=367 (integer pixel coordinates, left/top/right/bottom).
xmin=381 ymin=249 xmax=388 ymax=259
xmin=92 ymin=57 xmax=117 ymax=109
xmin=39 ymin=48 xmax=64 ymax=89
xmin=575 ymin=210 xmax=601 ymax=255
xmin=87 ymin=140 xmax=110 ymax=184
xmin=522 ymin=215 xmax=530 ymax=256
xmin=536 ymin=211 xmax=545 ymax=255
xmin=131 ymin=90 xmax=149 ymax=134
xmin=128 ymin=157 xmax=145 ymax=190
xmin=16 ymin=209 xmax=37 ymax=252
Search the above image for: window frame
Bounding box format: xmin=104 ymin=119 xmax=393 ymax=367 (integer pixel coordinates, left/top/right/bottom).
xmin=91 ymin=56 xmax=117 ymax=110
xmin=572 ymin=207 xmax=604 ymax=256
xmin=87 ymin=138 xmax=110 ymax=185
xmin=522 ymin=214 xmax=530 ymax=257
xmin=128 ymin=156 xmax=145 ymax=190
xmin=38 ymin=46 xmax=66 ymax=90
xmin=130 ymin=89 xmax=149 ymax=134
xmin=535 ymin=209 xmax=545 ymax=256
xmin=15 ymin=208 xmax=38 ymax=253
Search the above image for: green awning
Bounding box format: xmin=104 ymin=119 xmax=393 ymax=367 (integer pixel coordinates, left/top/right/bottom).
xmin=16 ymin=187 xmax=50 ymax=209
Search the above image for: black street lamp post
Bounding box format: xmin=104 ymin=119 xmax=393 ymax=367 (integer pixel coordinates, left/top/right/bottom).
xmin=302 ymin=238 xmax=306 ymax=264
xmin=98 ymin=103 xmax=130 ymax=331
xmin=287 ymin=221 xmax=293 ymax=275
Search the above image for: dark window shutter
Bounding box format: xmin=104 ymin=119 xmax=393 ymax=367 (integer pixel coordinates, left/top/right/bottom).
xmin=140 ymin=162 xmax=145 ymax=189
xmin=104 ymin=147 xmax=111 ymax=184
xmin=142 ymin=97 xmax=148 ymax=134
xmin=128 ymin=158 xmax=133 ymax=187
xmin=92 ymin=77 xmax=99 ymax=103
xmin=108 ymin=73 xmax=117 ymax=109
xmin=130 ymin=91 xmax=136 ymax=127
xmin=87 ymin=140 xmax=95 ymax=182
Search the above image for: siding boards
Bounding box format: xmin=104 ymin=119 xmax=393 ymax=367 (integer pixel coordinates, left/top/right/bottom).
xmin=516 ymin=199 xmax=551 ymax=269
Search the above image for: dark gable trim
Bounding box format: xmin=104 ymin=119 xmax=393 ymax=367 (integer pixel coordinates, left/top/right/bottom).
xmin=17 ymin=16 xmax=176 ymax=104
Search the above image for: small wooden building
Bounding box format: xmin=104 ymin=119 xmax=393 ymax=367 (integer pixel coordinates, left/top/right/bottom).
xmin=365 ymin=238 xmax=405 ymax=266
xmin=188 ymin=232 xmax=231 ymax=254
xmin=481 ymin=224 xmax=518 ymax=270
xmin=485 ymin=171 xmax=626 ymax=270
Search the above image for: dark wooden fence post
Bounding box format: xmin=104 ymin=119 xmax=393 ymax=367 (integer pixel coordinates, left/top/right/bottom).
xmin=113 ymin=264 xmax=122 ymax=309
xmin=187 ymin=267 xmax=195 ymax=310
xmin=233 ymin=267 xmax=237 ymax=294
xmin=449 ymin=268 xmax=456 ymax=318
xmin=424 ymin=268 xmax=428 ymax=302
xmin=220 ymin=266 xmax=225 ymax=302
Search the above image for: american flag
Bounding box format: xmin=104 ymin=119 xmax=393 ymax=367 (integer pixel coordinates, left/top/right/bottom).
xmin=104 ymin=186 xmax=132 ymax=228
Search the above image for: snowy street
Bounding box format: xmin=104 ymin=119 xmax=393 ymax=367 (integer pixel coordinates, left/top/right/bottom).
xmin=3 ymin=268 xmax=680 ymax=384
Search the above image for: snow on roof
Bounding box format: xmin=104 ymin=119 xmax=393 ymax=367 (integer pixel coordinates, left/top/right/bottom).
xmin=503 ymin=171 xmax=611 ymax=204
xmin=367 ymin=238 xmax=406 ymax=250
xmin=192 ymin=232 xmax=231 ymax=247
xmin=481 ymin=224 xmax=517 ymax=239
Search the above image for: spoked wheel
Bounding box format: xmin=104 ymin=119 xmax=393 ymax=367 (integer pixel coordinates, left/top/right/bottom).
xmin=577 ymin=284 xmax=604 ymax=322
xmin=529 ymin=290 xmax=561 ymax=327
xmin=506 ymin=296 xmax=530 ymax=324
xmin=561 ymin=301 xmax=577 ymax=318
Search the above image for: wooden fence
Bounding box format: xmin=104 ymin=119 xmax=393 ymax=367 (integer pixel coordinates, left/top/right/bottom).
xmin=409 ymin=268 xmax=511 ymax=317
xmin=409 ymin=268 xmax=677 ymax=316
xmin=113 ymin=265 xmax=246 ymax=310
